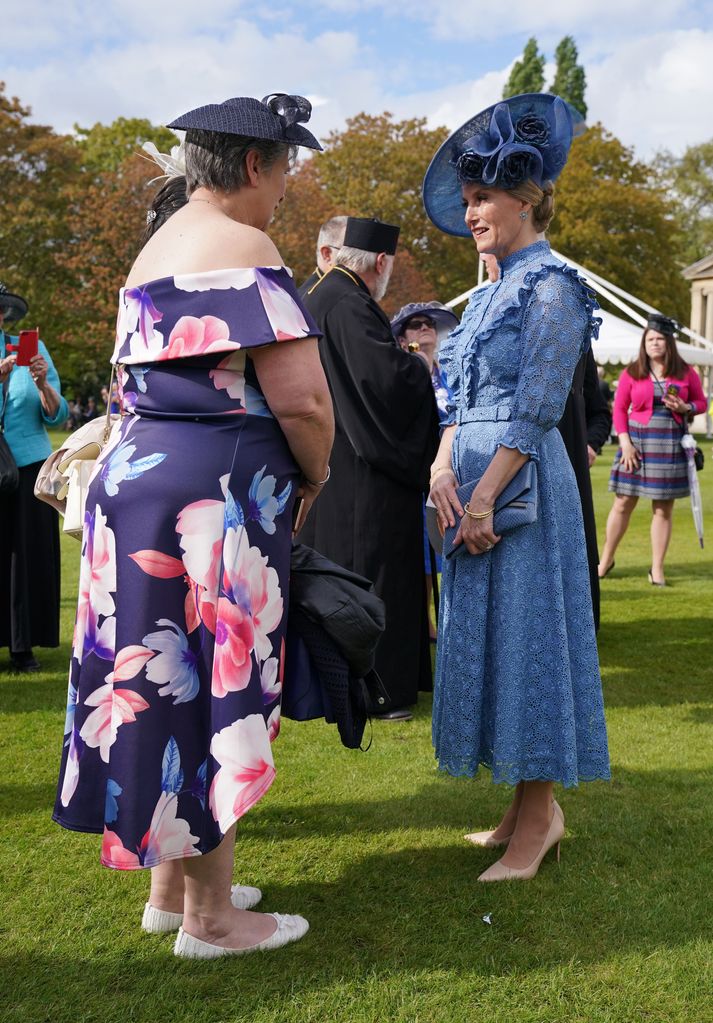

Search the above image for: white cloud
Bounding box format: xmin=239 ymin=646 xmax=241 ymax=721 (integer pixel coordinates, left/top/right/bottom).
xmin=587 ymin=29 xmax=713 ymax=155
xmin=1 ymin=6 xmax=711 ymax=161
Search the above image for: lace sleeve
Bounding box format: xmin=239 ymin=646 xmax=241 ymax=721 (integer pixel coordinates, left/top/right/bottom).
xmin=500 ymin=267 xmax=597 ymax=460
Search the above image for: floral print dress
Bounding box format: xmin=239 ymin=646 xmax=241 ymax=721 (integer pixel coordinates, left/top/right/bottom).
xmin=53 ymin=267 xmax=319 ymax=869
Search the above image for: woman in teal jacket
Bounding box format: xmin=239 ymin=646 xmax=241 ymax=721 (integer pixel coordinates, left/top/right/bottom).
xmin=0 ymin=283 xmax=68 ymax=671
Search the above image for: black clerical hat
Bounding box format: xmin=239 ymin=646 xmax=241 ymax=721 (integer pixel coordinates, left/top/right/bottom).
xmin=168 ymin=93 xmax=322 ymax=151
xmin=646 ymin=313 xmax=678 ymax=336
xmin=343 ymin=217 xmax=400 ymax=255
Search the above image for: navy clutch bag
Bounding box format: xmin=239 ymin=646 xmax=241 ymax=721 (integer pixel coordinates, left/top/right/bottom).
xmin=443 ymin=460 xmax=538 ymax=559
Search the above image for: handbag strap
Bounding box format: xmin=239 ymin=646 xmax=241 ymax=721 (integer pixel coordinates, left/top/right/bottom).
xmin=101 ymin=364 xmax=117 ymax=445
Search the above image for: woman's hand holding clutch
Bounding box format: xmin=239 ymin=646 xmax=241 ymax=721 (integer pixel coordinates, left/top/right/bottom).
xmin=430 ymin=467 xmax=462 ymax=536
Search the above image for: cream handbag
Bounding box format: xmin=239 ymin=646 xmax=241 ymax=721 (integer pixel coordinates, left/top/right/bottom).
xmin=35 ymin=369 xmax=121 ymax=539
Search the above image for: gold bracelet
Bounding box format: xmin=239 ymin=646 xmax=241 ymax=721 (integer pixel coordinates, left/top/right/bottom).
xmin=430 ymin=466 xmax=454 ymax=485
xmin=463 ymin=502 xmax=494 ymax=520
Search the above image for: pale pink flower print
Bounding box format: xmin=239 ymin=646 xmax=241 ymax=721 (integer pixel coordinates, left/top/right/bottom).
xmin=138 ymin=792 xmax=200 ymax=866
xmin=60 ymin=728 xmax=81 ymax=808
xmin=156 ymin=315 xmax=240 ymax=361
xmin=223 ymin=527 xmax=283 ymax=662
xmin=101 ymin=829 xmax=140 ymax=869
xmin=255 ymin=269 xmax=311 ymax=340
xmin=79 ymin=682 xmax=149 ymax=763
xmin=212 ymin=598 xmax=255 ymax=698
xmin=176 ymin=496 xmax=224 ymax=623
xmin=209 ymin=714 xmax=275 ymax=832
xmin=74 ymin=505 xmax=117 ymax=665
xmin=209 ymin=351 xmax=248 ymax=403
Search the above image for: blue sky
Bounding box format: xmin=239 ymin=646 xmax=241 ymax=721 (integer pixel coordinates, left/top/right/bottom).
xmin=3 ymin=1 xmax=712 ymax=158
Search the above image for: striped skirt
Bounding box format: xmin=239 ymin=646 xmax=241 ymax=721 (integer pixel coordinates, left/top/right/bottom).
xmin=609 ymin=405 xmax=689 ymax=500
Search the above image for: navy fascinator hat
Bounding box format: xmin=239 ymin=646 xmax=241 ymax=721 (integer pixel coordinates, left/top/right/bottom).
xmin=423 ymin=93 xmax=585 ymax=237
xmin=167 ymin=93 xmax=322 ymax=151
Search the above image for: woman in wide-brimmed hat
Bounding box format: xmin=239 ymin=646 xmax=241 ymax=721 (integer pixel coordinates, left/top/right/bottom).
xmin=53 ymin=94 xmax=334 ymax=958
xmin=424 ymin=93 xmax=610 ymax=882
xmin=0 ymin=282 xmax=67 ymax=671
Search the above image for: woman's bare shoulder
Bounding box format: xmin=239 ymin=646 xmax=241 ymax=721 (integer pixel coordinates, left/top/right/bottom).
xmin=125 ymin=213 xmax=284 ymax=287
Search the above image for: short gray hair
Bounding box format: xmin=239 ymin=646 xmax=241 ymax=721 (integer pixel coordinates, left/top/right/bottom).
xmin=336 ymin=246 xmax=378 ymax=275
xmin=316 ymin=215 xmax=347 ymax=261
xmin=184 ymin=128 xmax=294 ymax=194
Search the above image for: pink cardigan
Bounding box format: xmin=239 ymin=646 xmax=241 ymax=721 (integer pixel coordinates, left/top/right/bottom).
xmin=613 ymin=367 xmax=706 ymax=434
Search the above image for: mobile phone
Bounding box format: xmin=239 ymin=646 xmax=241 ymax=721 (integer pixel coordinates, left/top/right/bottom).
xmin=17 ymin=328 xmax=39 ymax=366
xmin=292 ymin=496 xmax=306 ymax=534
xmin=666 ymin=384 xmax=680 ymax=397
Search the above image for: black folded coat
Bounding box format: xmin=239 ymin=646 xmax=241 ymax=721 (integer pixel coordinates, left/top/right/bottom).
xmin=284 ymin=544 xmax=388 ymax=749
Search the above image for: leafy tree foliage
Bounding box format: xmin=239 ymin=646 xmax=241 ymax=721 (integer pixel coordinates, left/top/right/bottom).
xmin=550 ymin=36 xmax=587 ymax=118
xmin=74 ymin=117 xmax=178 ymax=175
xmin=654 ymin=139 xmax=713 ymax=266
xmin=550 ymin=124 xmax=690 ymax=323
xmin=503 ymin=38 xmax=546 ymax=98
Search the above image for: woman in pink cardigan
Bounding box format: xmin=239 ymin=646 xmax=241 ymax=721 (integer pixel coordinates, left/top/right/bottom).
xmin=598 ymin=314 xmax=706 ymax=585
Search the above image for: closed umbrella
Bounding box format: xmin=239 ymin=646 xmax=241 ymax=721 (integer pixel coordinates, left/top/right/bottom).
xmin=680 ymin=434 xmax=704 ymax=548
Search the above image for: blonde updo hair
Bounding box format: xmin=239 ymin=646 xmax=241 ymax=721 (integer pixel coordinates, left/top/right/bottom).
xmin=509 ymin=179 xmax=555 ymax=232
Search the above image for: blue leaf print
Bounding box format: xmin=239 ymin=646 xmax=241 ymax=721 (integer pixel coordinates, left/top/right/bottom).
xmin=130 ymin=365 xmax=150 ymax=393
xmin=275 ymin=480 xmax=292 ymax=516
xmin=224 ymin=488 xmax=244 ymax=531
xmin=190 ymin=759 xmax=208 ymax=810
xmin=64 ymin=682 xmax=78 ymax=744
xmin=161 ymin=736 xmax=184 ymax=795
xmin=124 ymin=452 xmax=168 ymax=480
xmin=100 ymin=441 xmax=167 ymax=497
xmin=105 ymin=779 xmax=122 ymax=824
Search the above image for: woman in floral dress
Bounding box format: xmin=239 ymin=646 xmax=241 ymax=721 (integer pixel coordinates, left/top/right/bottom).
xmin=53 ymin=94 xmax=334 ymax=958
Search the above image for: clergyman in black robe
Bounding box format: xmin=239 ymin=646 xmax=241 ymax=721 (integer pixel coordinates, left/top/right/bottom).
xmin=300 ymin=217 xmax=439 ymax=715
xmin=557 ymin=348 xmax=612 ymax=630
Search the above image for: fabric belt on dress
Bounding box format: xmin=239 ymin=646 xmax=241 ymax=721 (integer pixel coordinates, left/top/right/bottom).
xmin=456 ymin=404 xmax=512 ymax=424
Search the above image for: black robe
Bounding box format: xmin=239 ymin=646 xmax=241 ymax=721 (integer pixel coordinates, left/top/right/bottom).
xmin=557 ymin=349 xmax=612 ymax=631
xmin=299 ymin=268 xmax=323 ymax=296
xmin=300 ymin=265 xmax=439 ymax=709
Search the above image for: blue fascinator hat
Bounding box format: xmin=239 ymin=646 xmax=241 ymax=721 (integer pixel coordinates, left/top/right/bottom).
xmin=423 ymin=93 xmax=585 ymax=237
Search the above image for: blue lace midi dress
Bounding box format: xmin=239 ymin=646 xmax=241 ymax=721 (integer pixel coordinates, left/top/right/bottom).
xmin=433 ymin=241 xmax=610 ymax=788
xmin=53 ymin=266 xmax=319 ymax=868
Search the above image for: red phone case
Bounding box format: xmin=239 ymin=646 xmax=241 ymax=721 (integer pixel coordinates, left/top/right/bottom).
xmin=16 ymin=328 xmax=39 ymax=366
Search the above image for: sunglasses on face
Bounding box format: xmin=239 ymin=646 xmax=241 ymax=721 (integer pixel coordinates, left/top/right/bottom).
xmin=404 ymin=317 xmax=435 ymax=331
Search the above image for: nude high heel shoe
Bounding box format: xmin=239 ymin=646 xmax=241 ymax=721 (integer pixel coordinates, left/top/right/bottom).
xmin=464 ymin=800 xmax=562 ymax=851
xmin=477 ymin=801 xmax=565 ymax=882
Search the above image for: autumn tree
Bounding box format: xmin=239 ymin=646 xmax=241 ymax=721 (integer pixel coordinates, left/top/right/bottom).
xmin=302 ymin=113 xmax=480 ymax=305
xmin=654 ymin=139 xmax=713 ymax=266
xmin=503 ymin=38 xmax=546 ymax=98
xmin=550 ymin=36 xmax=587 ymax=117
xmin=550 ymin=124 xmax=690 ymax=323
xmin=74 ymin=117 xmax=178 ymax=175
xmin=0 ymin=81 xmax=81 ymax=373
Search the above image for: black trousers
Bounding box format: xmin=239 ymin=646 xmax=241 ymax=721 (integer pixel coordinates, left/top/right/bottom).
xmin=0 ymin=460 xmax=61 ymax=652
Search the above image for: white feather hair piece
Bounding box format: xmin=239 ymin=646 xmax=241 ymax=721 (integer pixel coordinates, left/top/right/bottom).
xmin=140 ymin=139 xmax=186 ymax=182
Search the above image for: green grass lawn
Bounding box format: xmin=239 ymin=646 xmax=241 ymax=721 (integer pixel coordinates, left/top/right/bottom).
xmin=1 ymin=435 xmax=712 ymax=1023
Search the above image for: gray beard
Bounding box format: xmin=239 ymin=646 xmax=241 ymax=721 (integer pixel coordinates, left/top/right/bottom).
xmin=372 ymin=263 xmax=393 ymax=302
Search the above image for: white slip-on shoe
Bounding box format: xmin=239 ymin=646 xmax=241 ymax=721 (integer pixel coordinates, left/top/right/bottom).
xmin=142 ymin=883 xmax=263 ymax=934
xmin=174 ymin=913 xmax=309 ymax=959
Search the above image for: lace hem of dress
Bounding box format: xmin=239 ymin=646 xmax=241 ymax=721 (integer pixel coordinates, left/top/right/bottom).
xmin=435 ymin=753 xmax=612 ymax=788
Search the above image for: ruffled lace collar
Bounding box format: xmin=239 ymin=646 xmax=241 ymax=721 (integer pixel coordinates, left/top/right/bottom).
xmin=499 ymin=239 xmax=550 ymax=278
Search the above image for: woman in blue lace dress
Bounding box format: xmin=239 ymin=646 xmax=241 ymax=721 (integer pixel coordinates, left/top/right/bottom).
xmin=423 ymin=94 xmax=610 ymax=882
xmin=53 ymin=95 xmax=334 ymax=956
